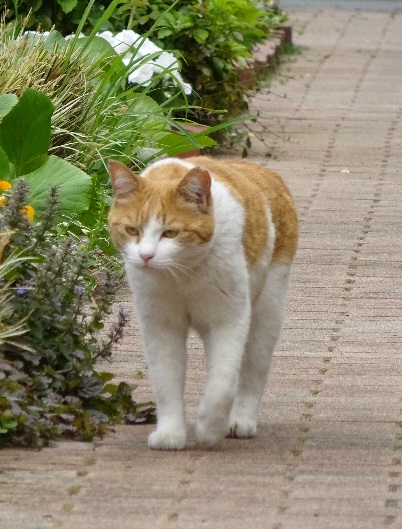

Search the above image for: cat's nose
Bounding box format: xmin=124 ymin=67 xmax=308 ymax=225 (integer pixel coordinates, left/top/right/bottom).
xmin=140 ymin=252 xmax=154 ymax=263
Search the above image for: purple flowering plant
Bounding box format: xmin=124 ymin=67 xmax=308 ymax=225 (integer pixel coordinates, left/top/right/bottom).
xmin=0 ymin=181 xmax=155 ymax=447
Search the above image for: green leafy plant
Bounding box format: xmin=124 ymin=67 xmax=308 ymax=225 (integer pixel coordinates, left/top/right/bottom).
xmin=0 ymin=181 xmax=155 ymax=447
xmin=120 ymin=0 xmax=287 ymax=121
xmin=0 ymin=89 xmax=91 ymax=217
xmin=4 ymin=0 xmax=120 ymax=34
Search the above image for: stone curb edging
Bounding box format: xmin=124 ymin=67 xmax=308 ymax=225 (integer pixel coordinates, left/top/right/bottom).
xmin=239 ymin=24 xmax=293 ymax=89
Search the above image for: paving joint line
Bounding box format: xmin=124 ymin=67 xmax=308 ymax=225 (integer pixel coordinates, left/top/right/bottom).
xmin=268 ymin=15 xmax=360 ymax=527
xmin=161 ymin=452 xmax=204 ymax=527
xmin=296 ymin=12 xmax=355 ymax=113
xmin=381 ymin=102 xmax=402 ymax=527
xmin=293 ymin=10 xmax=320 ymax=40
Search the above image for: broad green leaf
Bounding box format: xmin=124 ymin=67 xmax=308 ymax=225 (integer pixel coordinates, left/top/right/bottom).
xmin=158 ymin=28 xmax=173 ymax=39
xmin=0 ymin=89 xmax=54 ymax=177
xmin=21 ymin=155 xmax=50 ymax=175
xmin=212 ymin=57 xmax=225 ymax=71
xmin=70 ymin=36 xmax=118 ymax=67
xmin=194 ymin=29 xmax=209 ymax=44
xmin=42 ymin=30 xmax=69 ymax=51
xmin=23 ymin=31 xmax=67 ymax=52
xmin=0 ymin=147 xmax=10 ymax=180
xmin=156 ymin=132 xmax=216 ymax=157
xmin=57 ymin=0 xmax=78 ymax=14
xmin=97 ymin=372 xmax=115 ymax=383
xmin=21 ymin=156 xmax=91 ymax=216
xmin=35 ymin=15 xmax=53 ymax=31
xmin=155 ymin=12 xmax=176 ymax=27
xmin=30 ymin=0 xmax=43 ymax=10
xmin=0 ymin=94 xmax=18 ymax=118
xmin=126 ymin=92 xmax=161 ymax=115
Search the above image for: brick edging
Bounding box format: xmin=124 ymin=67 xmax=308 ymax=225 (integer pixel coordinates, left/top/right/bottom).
xmin=239 ymin=24 xmax=293 ymax=89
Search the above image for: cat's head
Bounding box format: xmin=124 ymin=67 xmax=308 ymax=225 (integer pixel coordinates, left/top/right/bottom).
xmin=108 ymin=159 xmax=214 ymax=271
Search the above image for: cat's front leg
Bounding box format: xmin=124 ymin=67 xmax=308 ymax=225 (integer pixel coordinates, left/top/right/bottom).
xmin=145 ymin=328 xmax=188 ymax=450
xmin=196 ymin=307 xmax=251 ymax=447
xmin=137 ymin=306 xmax=188 ymax=450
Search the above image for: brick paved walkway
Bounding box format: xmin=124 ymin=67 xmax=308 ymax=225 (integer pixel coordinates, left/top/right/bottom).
xmin=1 ymin=9 xmax=402 ymax=529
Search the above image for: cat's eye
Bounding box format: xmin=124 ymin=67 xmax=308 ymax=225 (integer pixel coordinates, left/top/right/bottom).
xmin=162 ymin=229 xmax=178 ymax=238
xmin=125 ymin=226 xmax=139 ymax=236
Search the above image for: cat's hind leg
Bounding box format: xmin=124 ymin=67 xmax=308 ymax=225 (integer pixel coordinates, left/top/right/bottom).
xmin=228 ymin=262 xmax=292 ymax=438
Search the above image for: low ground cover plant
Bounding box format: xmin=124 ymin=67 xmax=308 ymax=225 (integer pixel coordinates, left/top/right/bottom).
xmin=0 ymin=88 xmax=158 ymax=448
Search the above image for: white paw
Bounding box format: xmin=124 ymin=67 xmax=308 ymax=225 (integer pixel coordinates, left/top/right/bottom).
xmin=227 ymin=416 xmax=257 ymax=439
xmin=196 ymin=413 xmax=228 ymax=448
xmin=148 ymin=427 xmax=187 ymax=451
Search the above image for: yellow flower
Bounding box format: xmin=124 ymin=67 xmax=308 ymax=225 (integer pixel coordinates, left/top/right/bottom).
xmin=0 ymin=181 xmax=11 ymax=207
xmin=0 ymin=181 xmax=11 ymax=191
xmin=0 ymin=181 xmax=34 ymax=221
xmin=20 ymin=204 xmax=35 ymax=222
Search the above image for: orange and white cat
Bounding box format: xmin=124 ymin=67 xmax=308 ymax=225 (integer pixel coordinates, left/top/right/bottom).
xmin=108 ymin=156 xmax=298 ymax=450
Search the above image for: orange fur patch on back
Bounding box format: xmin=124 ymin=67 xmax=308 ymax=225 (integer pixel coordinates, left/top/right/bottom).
xmin=187 ymin=157 xmax=298 ymax=265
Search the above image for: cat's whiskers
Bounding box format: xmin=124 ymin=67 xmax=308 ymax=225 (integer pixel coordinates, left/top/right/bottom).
xmin=166 ymin=265 xmax=184 ymax=286
xmin=170 ymin=262 xmax=193 ymax=279
xmin=160 ymin=260 xmax=193 ymax=286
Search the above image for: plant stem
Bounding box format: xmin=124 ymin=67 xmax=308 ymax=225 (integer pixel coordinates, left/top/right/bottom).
xmin=13 ymin=0 xmax=19 ymax=20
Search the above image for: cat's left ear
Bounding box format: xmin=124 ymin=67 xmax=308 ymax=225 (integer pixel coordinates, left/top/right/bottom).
xmin=108 ymin=160 xmax=142 ymax=199
xmin=178 ymin=167 xmax=211 ymax=213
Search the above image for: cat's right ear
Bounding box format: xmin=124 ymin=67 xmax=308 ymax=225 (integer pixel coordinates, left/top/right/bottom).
xmin=108 ymin=160 xmax=142 ymax=199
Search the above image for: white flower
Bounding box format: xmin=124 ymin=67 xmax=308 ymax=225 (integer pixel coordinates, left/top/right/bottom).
xmin=135 ymin=37 xmax=161 ymax=57
xmin=95 ymin=31 xmax=120 ymax=48
xmin=151 ymin=51 xmax=192 ymax=94
xmin=128 ymin=64 xmax=157 ymax=85
xmin=64 ymin=33 xmax=85 ymax=40
xmin=113 ymin=30 xmax=151 ymax=55
xmin=172 ymin=72 xmax=193 ymax=95
xmin=155 ymin=51 xmax=179 ymax=70
xmin=109 ymin=31 xmax=192 ymax=94
xmin=25 ymin=30 xmax=50 ymax=37
xmin=23 ymin=28 xmax=192 ymax=95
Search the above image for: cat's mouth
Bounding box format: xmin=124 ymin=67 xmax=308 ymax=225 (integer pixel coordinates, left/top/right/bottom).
xmin=123 ymin=252 xmax=191 ymax=276
xmin=123 ymin=255 xmax=162 ymax=271
xmin=134 ymin=259 xmax=158 ymax=270
xmin=140 ymin=261 xmax=158 ymax=270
